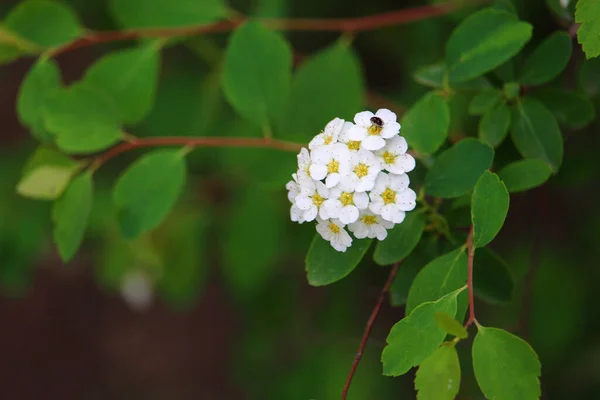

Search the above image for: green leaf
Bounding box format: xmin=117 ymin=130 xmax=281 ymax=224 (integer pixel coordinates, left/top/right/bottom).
xmin=17 ymin=58 xmax=61 ymax=142
xmin=519 ymin=32 xmax=572 ymax=85
xmin=382 ymin=288 xmax=462 ymax=376
xmin=401 ymin=91 xmax=450 ymax=154
xmin=531 ymin=87 xmax=595 ymax=129
xmin=222 ymin=187 xmax=281 ymax=298
xmin=413 ymin=62 xmax=492 ymax=90
xmin=113 ymin=149 xmax=187 ymax=238
xmin=389 ymin=251 xmax=426 ymax=307
xmin=503 ymin=81 xmax=521 ymax=100
xmin=415 ymin=344 xmax=461 ymax=400
xmin=109 ymin=0 xmax=225 ymax=28
xmin=43 ymin=83 xmax=123 ymax=154
xmin=446 ymin=9 xmax=532 ymax=82
xmin=471 ymin=171 xmax=509 ymax=248
xmin=306 ymin=235 xmax=372 ymax=286
xmin=283 ymin=40 xmax=364 ymax=141
xmin=473 ymin=248 xmax=514 ymax=304
xmin=222 ymin=22 xmax=292 ymax=132
xmin=499 ymin=159 xmax=552 ymax=192
xmin=468 ymin=89 xmax=503 ymax=116
xmin=579 ymin=57 xmax=600 ymax=97
xmin=52 ymin=172 xmax=93 ymax=262
xmin=434 ymin=312 xmax=468 ymax=339
xmin=510 ymin=97 xmax=563 ymax=173
xmin=425 ymin=138 xmax=494 ymax=198
xmin=406 ymin=247 xmax=467 ymax=315
xmin=16 ymin=147 xmax=81 ymax=200
xmin=83 ymin=44 xmax=161 ymax=124
xmin=575 ymin=0 xmax=600 ymax=59
xmin=479 ymin=103 xmax=511 ymax=147
xmin=472 ymin=326 xmax=541 ymax=400
xmin=373 ymin=211 xmax=425 ymax=266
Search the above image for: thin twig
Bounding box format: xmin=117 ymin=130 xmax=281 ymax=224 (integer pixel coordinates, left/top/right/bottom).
xmin=465 ymin=225 xmax=477 ymax=327
xmin=49 ymin=1 xmax=484 ymax=57
xmin=342 ymin=261 xmax=402 ymax=400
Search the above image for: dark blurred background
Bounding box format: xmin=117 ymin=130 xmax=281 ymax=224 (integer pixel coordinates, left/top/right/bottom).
xmin=1 ymin=0 xmax=599 ymax=399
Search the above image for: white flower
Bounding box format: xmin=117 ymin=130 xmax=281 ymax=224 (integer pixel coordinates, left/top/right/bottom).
xmin=342 ymin=149 xmax=382 ymax=192
xmin=296 ymin=147 xmax=312 ymax=180
xmin=348 ymin=108 xmax=401 ymax=151
xmin=290 ymin=204 xmax=307 ymax=224
xmin=308 ymin=117 xmax=344 ymax=150
xmin=309 ymin=143 xmax=351 ymax=188
xmin=286 ymin=173 xmax=302 ymax=203
xmin=369 ymin=172 xmax=417 ymax=223
xmin=338 ymin=121 xmax=362 ymax=153
xmin=294 ymin=179 xmax=329 ymax=222
xmin=348 ymin=210 xmax=395 ymax=240
xmin=375 ymin=136 xmax=416 ymax=174
xmin=321 ymin=185 xmax=369 ymax=224
xmin=316 ymin=217 xmax=352 ymax=252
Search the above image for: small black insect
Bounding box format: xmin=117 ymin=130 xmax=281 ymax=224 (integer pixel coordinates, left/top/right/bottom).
xmin=370 ymin=116 xmax=384 ymax=127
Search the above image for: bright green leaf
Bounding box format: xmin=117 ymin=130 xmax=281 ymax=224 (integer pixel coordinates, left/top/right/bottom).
xmin=415 ymin=344 xmax=461 ymax=400
xmin=382 ymin=288 xmax=462 ymax=376
xmin=52 ymin=172 xmax=93 ymax=262
xmin=532 ymin=87 xmax=595 ymax=129
xmin=575 ymin=0 xmax=600 ymax=59
xmin=283 ymin=40 xmax=364 ymax=141
xmin=406 ymin=247 xmax=467 ymax=315
xmin=446 ymin=9 xmax=532 ymax=82
xmin=83 ymin=44 xmax=161 ymax=124
xmin=413 ymin=62 xmax=492 ymax=90
xmin=468 ymin=89 xmax=502 ymax=116
xmin=306 ymin=235 xmax=372 ymax=286
xmin=434 ymin=312 xmax=468 ymax=339
xmin=471 ymin=171 xmax=509 ymax=248
xmin=17 ymin=58 xmax=61 ymax=142
xmin=503 ymin=81 xmax=521 ymax=100
xmin=222 ymin=22 xmax=292 ymax=132
xmin=479 ymin=103 xmax=511 ymax=147
xmin=43 ymin=83 xmax=123 ymax=154
xmin=425 ymin=138 xmax=494 ymax=198
xmin=473 ymin=248 xmax=514 ymax=304
xmin=373 ymin=211 xmax=425 ymax=266
xmin=113 ymin=149 xmax=187 ymax=238
xmin=109 ymin=0 xmax=225 ymax=28
xmin=472 ymin=326 xmax=541 ymax=400
xmin=499 ymin=159 xmax=552 ymax=192
xmin=401 ymin=91 xmax=450 ymax=154
xmin=519 ymin=31 xmax=572 ymax=85
xmin=510 ymin=98 xmax=563 ymax=173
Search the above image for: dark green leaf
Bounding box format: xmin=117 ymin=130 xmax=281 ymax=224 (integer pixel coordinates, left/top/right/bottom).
xmin=468 ymin=89 xmax=503 ymax=116
xmin=401 ymin=91 xmax=450 ymax=154
xmin=446 ymin=9 xmax=532 ymax=82
xmin=510 ymin=98 xmax=563 ymax=173
xmin=499 ymin=159 xmax=552 ymax=192
xmin=382 ymin=288 xmax=462 ymax=376
xmin=519 ymin=32 xmax=572 ymax=85
xmin=109 ymin=0 xmax=225 ymax=28
xmin=306 ymin=235 xmax=372 ymax=286
xmin=434 ymin=312 xmax=468 ymax=339
xmin=532 ymin=87 xmax=595 ymax=129
xmin=579 ymin=57 xmax=600 ymax=97
xmin=415 ymin=344 xmax=461 ymax=400
xmin=413 ymin=62 xmax=492 ymax=90
xmin=389 ymin=251 xmax=426 ymax=307
xmin=479 ymin=103 xmax=511 ymax=147
xmin=222 ymin=22 xmax=292 ymax=132
xmin=52 ymin=172 xmax=93 ymax=262
xmin=471 ymin=171 xmax=509 ymax=248
xmin=283 ymin=40 xmax=364 ymax=141
xmin=373 ymin=210 xmax=425 ymax=266
xmin=83 ymin=44 xmax=161 ymax=124
xmin=113 ymin=149 xmax=187 ymax=238
xmin=425 ymin=138 xmax=494 ymax=198
xmin=406 ymin=247 xmax=467 ymax=315
xmin=575 ymin=0 xmax=600 ymax=59
xmin=503 ymin=81 xmax=521 ymax=100
xmin=473 ymin=326 xmax=541 ymax=400
xmin=43 ymin=83 xmax=123 ymax=154
xmin=473 ymin=248 xmax=514 ymax=304
xmin=17 ymin=58 xmax=61 ymax=142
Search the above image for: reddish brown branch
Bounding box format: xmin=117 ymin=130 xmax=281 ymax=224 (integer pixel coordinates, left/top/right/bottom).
xmin=465 ymin=226 xmax=477 ymax=327
xmin=342 ymin=261 xmax=402 ymax=400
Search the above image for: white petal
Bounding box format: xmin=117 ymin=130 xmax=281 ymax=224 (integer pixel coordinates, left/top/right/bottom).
xmin=393 ymin=136 xmax=408 ymax=154
xmin=315 ymin=181 xmax=330 ymax=197
xmin=351 ymin=225 xmax=369 ymax=239
xmin=303 ymin=207 xmax=318 ymax=222
xmin=354 ymin=111 xmax=374 ymax=126
xmin=295 ymin=194 xmax=313 ymax=210
xmin=396 ymin=189 xmax=417 ymax=211
xmin=380 ymin=121 xmax=401 ymax=138
xmin=375 ymin=108 xmax=397 ymax=123
xmin=373 ymin=225 xmax=388 ymax=241
xmin=380 ymin=204 xmax=397 ymax=222
xmin=309 ymin=164 xmax=328 ymax=180
xmin=389 ymin=172 xmax=410 ymax=189
xmin=396 ymin=154 xmax=416 ymax=173
xmin=316 ymin=221 xmax=332 ymax=239
xmin=355 ymin=178 xmax=376 ymax=192
xmin=361 ymin=136 xmax=386 ymax=151
xmin=325 ymin=173 xmax=340 ymax=188
xmin=369 ymin=199 xmax=383 ymax=214
xmin=347 ymin=125 xmax=368 ymax=141
xmin=290 ymin=205 xmax=304 ymax=223
xmin=339 ymin=206 xmax=359 ymax=224
xmin=308 ymin=134 xmax=324 ymax=150
xmin=353 ymin=192 xmax=370 ymax=209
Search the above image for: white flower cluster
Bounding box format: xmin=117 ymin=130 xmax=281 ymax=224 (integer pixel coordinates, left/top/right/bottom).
xmin=286 ymin=109 xmax=417 ymax=252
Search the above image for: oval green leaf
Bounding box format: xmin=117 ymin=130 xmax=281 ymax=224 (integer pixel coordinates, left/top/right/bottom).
xmin=473 ymin=248 xmax=514 ymax=304
xmin=471 ymin=171 xmax=509 ymax=248
xmin=414 ymin=62 xmax=492 ymax=90
xmin=415 ymin=344 xmax=461 ymax=400
xmin=532 ymin=87 xmax=595 ymax=129
xmin=498 ymin=159 xmax=552 ymax=193
xmin=401 ymin=91 xmax=450 ymax=155
xmin=373 ymin=210 xmax=425 ymax=266
xmin=479 ymin=103 xmax=511 ymax=148
xmin=109 ymin=0 xmax=225 ymax=28
xmin=434 ymin=312 xmax=468 ymax=339
xmin=519 ymin=31 xmax=572 ymax=85
xmin=468 ymin=88 xmax=502 ymax=116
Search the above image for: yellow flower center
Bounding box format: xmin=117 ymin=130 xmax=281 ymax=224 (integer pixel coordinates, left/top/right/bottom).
xmin=362 ymin=215 xmax=377 ymax=225
xmin=339 ymin=192 xmax=354 ymax=206
xmin=324 ymin=135 xmax=333 ymax=145
xmin=329 ymin=222 xmax=341 ymax=234
xmin=354 ymin=163 xmax=369 ymax=178
xmin=382 ymin=151 xmax=396 ymax=165
xmin=382 ymin=188 xmax=396 ymax=205
xmin=368 ymin=125 xmax=382 ymax=136
xmin=312 ymin=193 xmax=324 ymax=207
xmin=327 ymin=160 xmax=339 ymax=173
xmin=347 ymin=141 xmax=361 ymax=151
